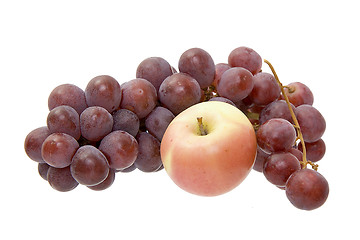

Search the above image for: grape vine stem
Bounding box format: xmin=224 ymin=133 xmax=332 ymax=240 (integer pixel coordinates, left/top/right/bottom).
xmin=263 ymin=60 xmax=318 ymax=171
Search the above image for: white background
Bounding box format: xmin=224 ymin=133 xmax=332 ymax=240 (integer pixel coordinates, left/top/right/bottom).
xmin=1 ymin=0 xmax=358 ymax=239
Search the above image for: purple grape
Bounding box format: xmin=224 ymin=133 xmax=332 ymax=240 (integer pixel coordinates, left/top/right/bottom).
xmin=158 ymin=73 xmax=201 ymax=115
xmin=120 ymin=78 xmax=158 ymax=119
xmin=41 ymin=133 xmax=79 ymax=168
xmin=47 ymin=166 xmax=79 ymax=192
xmin=298 ymin=138 xmax=326 ymax=162
xmin=228 ymin=46 xmax=262 ymax=75
xmin=136 ymin=57 xmax=173 ymax=91
xmin=256 ymin=118 xmax=296 ymax=153
xmin=213 ymin=63 xmax=231 ymax=87
xmin=145 ymin=106 xmax=175 ymax=141
xmin=47 ymin=105 xmax=81 ymax=140
xmin=253 ymin=146 xmax=271 ymax=172
xmin=135 ymin=132 xmax=162 ymax=172
xmin=80 ymin=106 xmax=113 ymax=141
xmin=24 ymin=126 xmax=51 ymax=163
xmin=112 ymin=109 xmax=140 ymax=137
xmin=259 ymin=100 xmax=296 ymax=125
xmin=217 ymin=67 xmax=254 ymax=102
xmin=286 ymin=169 xmax=329 ymax=210
xmin=38 ymin=163 xmax=50 ymax=181
xmin=70 ymin=145 xmax=110 ymax=186
xmin=295 ymin=104 xmax=326 ymax=143
xmin=99 ymin=130 xmax=139 ymax=170
xmin=248 ymin=72 xmax=280 ymax=105
xmin=283 ymin=82 xmax=314 ymax=107
xmin=263 ymin=152 xmax=301 ymax=187
xmin=178 ymin=48 xmax=215 ymax=89
xmin=85 ymin=75 xmax=122 ymax=113
xmin=48 ymin=83 xmax=87 ymax=115
xmin=208 ymin=97 xmax=236 ymax=106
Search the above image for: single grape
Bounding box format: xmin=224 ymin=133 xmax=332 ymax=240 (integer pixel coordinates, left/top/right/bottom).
xmin=287 ymin=148 xmax=303 ymax=162
xmin=295 ymin=104 xmax=326 ymax=143
xmin=213 ymin=63 xmax=231 ymax=87
xmin=298 ymin=138 xmax=326 ymax=162
xmin=136 ymin=57 xmax=173 ymax=91
xmin=99 ymin=130 xmax=139 ymax=170
xmin=87 ymin=168 xmax=116 ymax=191
xmin=85 ymin=75 xmax=122 ymax=113
xmin=263 ymin=152 xmax=301 ymax=187
xmin=178 ymin=47 xmax=215 ymax=89
xmin=47 ymin=166 xmax=79 ymax=192
xmin=38 ymin=163 xmax=50 ymax=181
xmin=158 ymin=73 xmax=201 ymax=115
xmin=286 ymin=169 xmax=329 ymax=210
xmin=253 ymin=146 xmax=271 ymax=172
xmin=47 ymin=105 xmax=81 ymax=140
xmin=112 ymin=109 xmax=140 ymax=137
xmin=24 ymin=126 xmax=51 ymax=163
xmin=135 ymin=132 xmax=162 ymax=172
xmin=41 ymin=133 xmax=79 ymax=168
xmin=259 ymin=100 xmax=295 ymax=125
xmin=283 ymin=82 xmax=314 ymax=107
xmin=217 ymin=67 xmax=254 ymax=102
xmin=80 ymin=106 xmax=113 ymax=141
xmin=256 ymin=118 xmax=296 ymax=153
xmin=228 ymin=46 xmax=262 ymax=75
xmin=120 ymin=78 xmax=158 ymax=119
xmin=48 ymin=83 xmax=87 ymax=115
xmin=208 ymin=97 xmax=236 ymax=106
xmin=248 ymin=72 xmax=280 ymax=105
xmin=71 ymin=145 xmax=110 ymax=186
xmin=145 ymin=106 xmax=175 ymax=141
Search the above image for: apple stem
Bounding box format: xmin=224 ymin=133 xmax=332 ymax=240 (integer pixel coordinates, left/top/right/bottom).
xmin=263 ymin=60 xmax=318 ymax=171
xmin=197 ymin=117 xmax=207 ymax=136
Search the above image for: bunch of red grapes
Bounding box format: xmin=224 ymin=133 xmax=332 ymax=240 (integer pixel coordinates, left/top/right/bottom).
xmin=24 ymin=46 xmax=329 ymax=210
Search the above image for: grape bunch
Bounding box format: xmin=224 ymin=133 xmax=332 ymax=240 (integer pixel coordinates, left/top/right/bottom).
xmin=24 ymin=46 xmax=329 ymax=210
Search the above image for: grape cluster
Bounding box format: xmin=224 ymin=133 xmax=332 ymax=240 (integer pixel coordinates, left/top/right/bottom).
xmin=24 ymin=46 xmax=329 ymax=210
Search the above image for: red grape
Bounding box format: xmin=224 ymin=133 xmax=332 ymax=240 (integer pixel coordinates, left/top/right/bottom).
xmin=85 ymin=75 xmax=122 ymax=113
xmin=112 ymin=109 xmax=140 ymax=137
xmin=228 ymin=46 xmax=262 ymax=75
xmin=259 ymin=100 xmax=295 ymax=125
xmin=256 ymin=118 xmax=296 ymax=153
xmin=38 ymin=163 xmax=50 ymax=181
xmin=48 ymin=83 xmax=87 ymax=115
xmin=178 ymin=48 xmax=215 ymax=89
xmin=41 ymin=133 xmax=79 ymax=168
xmin=80 ymin=106 xmax=113 ymax=141
xmin=295 ymin=104 xmax=326 ymax=143
xmin=213 ymin=63 xmax=231 ymax=87
xmin=47 ymin=105 xmax=81 ymax=140
xmin=135 ymin=132 xmax=162 ymax=172
xmin=24 ymin=126 xmax=51 ymax=163
xmin=70 ymin=145 xmax=110 ymax=186
xmin=47 ymin=166 xmax=79 ymax=192
xmin=98 ymin=130 xmax=139 ymax=170
xmin=286 ymin=169 xmax=329 ymax=210
xmin=263 ymin=152 xmax=301 ymax=187
xmin=136 ymin=57 xmax=173 ymax=91
xmin=248 ymin=72 xmax=280 ymax=105
xmin=208 ymin=96 xmax=236 ymax=107
xmin=283 ymin=82 xmax=314 ymax=107
xmin=217 ymin=67 xmax=254 ymax=102
xmin=120 ymin=78 xmax=158 ymax=119
xmin=298 ymin=138 xmax=326 ymax=162
xmin=158 ymin=73 xmax=201 ymax=115
xmin=145 ymin=106 xmax=175 ymax=141
xmin=253 ymin=146 xmax=271 ymax=172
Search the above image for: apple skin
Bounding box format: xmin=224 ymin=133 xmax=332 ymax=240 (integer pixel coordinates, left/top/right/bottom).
xmin=160 ymin=101 xmax=257 ymax=196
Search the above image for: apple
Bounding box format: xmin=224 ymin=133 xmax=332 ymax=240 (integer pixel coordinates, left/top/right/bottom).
xmin=160 ymin=101 xmax=257 ymax=196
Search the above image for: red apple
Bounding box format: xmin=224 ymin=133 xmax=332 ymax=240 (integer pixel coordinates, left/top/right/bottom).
xmin=160 ymin=101 xmax=257 ymax=196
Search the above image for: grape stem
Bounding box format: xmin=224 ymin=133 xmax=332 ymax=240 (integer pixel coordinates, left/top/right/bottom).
xmin=263 ymin=60 xmax=318 ymax=171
